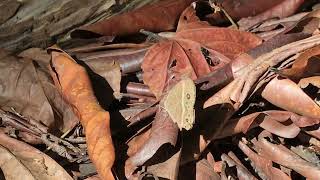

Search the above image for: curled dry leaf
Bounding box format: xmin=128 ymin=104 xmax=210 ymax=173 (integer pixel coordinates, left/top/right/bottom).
xmin=219 ymin=110 xmax=303 ymax=139
xmin=146 ymin=150 xmax=181 ymax=180
xmin=71 ymin=0 xmax=195 ymax=38
xmin=48 ymin=47 xmax=115 ymax=180
xmin=253 ymin=137 xmax=320 ymax=179
xmin=204 ymin=34 xmax=320 ymax=110
xmin=298 ymin=76 xmax=320 ymax=89
xmin=262 ymin=77 xmax=320 ymax=118
xmin=143 ymin=6 xmax=261 ymax=98
xmin=206 ymin=0 xmax=285 ymax=23
xmin=176 ymin=3 xmax=210 ymax=31
xmin=238 ymin=140 xmax=291 ymax=180
xmin=279 ymin=45 xmax=320 ymax=80
xmin=77 ymin=46 xmax=149 ymax=74
xmin=221 ymin=153 xmax=257 ymax=180
xmin=0 ymin=49 xmax=78 ymax=134
xmin=0 ymin=131 xmax=72 ymax=180
xmin=238 ymin=0 xmax=305 ymax=30
xmin=125 ymin=108 xmax=178 ymax=178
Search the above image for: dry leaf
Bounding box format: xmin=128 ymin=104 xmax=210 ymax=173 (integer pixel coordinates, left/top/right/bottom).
xmin=0 ymin=49 xmax=78 ymax=134
xmin=279 ymin=45 xmax=320 ymax=79
xmin=71 ymin=0 xmax=195 ymax=38
xmin=238 ymin=140 xmax=291 ymax=180
xmin=204 ymin=34 xmax=320 ymax=110
xmin=238 ymin=0 xmax=305 ymax=30
xmin=253 ymin=137 xmax=320 ymax=179
xmin=142 ymin=39 xmax=229 ymax=98
xmin=262 ymin=77 xmax=320 ymax=118
xmin=0 ymin=131 xmax=73 ymax=180
xmin=48 ymin=46 xmax=115 ymax=180
xmin=125 ymin=108 xmax=178 ymax=178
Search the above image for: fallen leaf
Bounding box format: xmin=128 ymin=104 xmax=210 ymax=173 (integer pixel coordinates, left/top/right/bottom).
xmin=142 ymin=38 xmax=230 ymax=98
xmin=221 ymin=153 xmax=257 ymax=180
xmin=71 ymin=0 xmax=195 ymax=38
xmin=279 ymin=45 xmax=320 ymax=80
xmin=77 ymin=46 xmax=149 ymax=74
xmin=204 ymin=0 xmax=287 ymax=25
xmin=298 ymin=76 xmax=320 ymax=89
xmin=0 ymin=49 xmax=78 ymax=134
xmin=125 ymin=108 xmax=178 ymax=178
xmin=146 ymin=150 xmax=181 ymax=180
xmin=204 ymin=34 xmax=320 ymax=110
xmin=238 ymin=140 xmax=291 ymax=180
xmin=48 ymin=46 xmax=115 ymax=180
xmin=253 ymin=136 xmax=320 ymax=179
xmin=219 ymin=111 xmax=302 ymax=139
xmin=176 ymin=27 xmax=262 ymax=59
xmin=262 ymin=77 xmax=320 ymax=118
xmin=176 ymin=3 xmax=211 ymax=31
xmin=0 ymin=131 xmax=73 ymax=180
xmin=238 ymin=0 xmax=305 ymax=30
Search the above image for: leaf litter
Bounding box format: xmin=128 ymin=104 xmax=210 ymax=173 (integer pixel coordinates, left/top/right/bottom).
xmin=1 ymin=0 xmax=320 ymax=180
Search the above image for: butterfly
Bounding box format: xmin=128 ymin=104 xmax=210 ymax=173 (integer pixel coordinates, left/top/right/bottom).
xmin=163 ymin=77 xmax=196 ymax=130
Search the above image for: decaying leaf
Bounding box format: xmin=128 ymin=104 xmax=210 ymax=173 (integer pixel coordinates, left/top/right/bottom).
xmin=204 ymin=34 xmax=320 ymax=110
xmin=0 ymin=131 xmax=73 ymax=180
xmin=0 ymin=49 xmax=78 ymax=134
xmin=48 ymin=46 xmax=115 ymax=180
xmin=279 ymin=45 xmax=320 ymax=79
xmin=125 ymin=108 xmax=178 ymax=178
xmin=238 ymin=0 xmax=305 ymax=30
xmin=71 ymin=0 xmax=195 ymax=38
xmin=238 ymin=140 xmax=291 ymax=180
xmin=262 ymin=77 xmax=320 ymax=118
xmin=253 ymin=136 xmax=320 ymax=179
xmin=163 ymin=77 xmax=196 ymax=130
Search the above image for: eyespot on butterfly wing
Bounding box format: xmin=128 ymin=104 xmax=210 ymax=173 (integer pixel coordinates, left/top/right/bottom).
xmin=163 ymin=78 xmax=196 ymax=130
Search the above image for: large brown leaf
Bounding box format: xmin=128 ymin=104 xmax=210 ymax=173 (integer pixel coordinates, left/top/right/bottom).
xmin=0 ymin=49 xmax=78 ymax=134
xmin=48 ymin=47 xmax=115 ymax=180
xmin=0 ymin=131 xmax=72 ymax=180
xmin=262 ymin=77 xmax=320 ymax=118
xmin=238 ymin=0 xmax=305 ymax=30
xmin=279 ymin=45 xmax=320 ymax=80
xmin=142 ymin=38 xmax=230 ymax=98
xmin=71 ymin=0 xmax=195 ymax=38
xmin=176 ymin=28 xmax=262 ymax=59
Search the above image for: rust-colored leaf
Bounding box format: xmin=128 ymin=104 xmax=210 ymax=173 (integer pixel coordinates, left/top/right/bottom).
xmin=253 ymin=137 xmax=320 ymax=179
xmin=219 ymin=111 xmax=302 ymax=139
xmin=176 ymin=28 xmax=262 ymax=59
xmin=238 ymin=0 xmax=305 ymax=30
xmin=279 ymin=45 xmax=320 ymax=80
xmin=238 ymin=140 xmax=291 ymax=180
xmin=204 ymin=34 xmax=320 ymax=110
xmin=71 ymin=0 xmax=195 ymax=38
xmin=206 ymin=0 xmax=285 ymax=23
xmin=48 ymin=47 xmax=115 ymax=180
xmin=142 ymin=38 xmax=230 ymax=98
xmin=125 ymin=108 xmax=178 ymax=178
xmin=262 ymin=76 xmax=320 ymax=118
